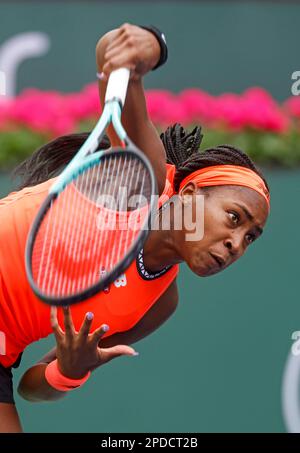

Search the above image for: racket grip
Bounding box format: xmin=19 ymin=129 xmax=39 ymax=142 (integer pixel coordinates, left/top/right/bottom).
xmin=105 ymin=68 xmax=130 ymax=107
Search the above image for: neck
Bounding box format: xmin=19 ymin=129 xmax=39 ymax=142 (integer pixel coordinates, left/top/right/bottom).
xmin=142 ymin=206 xmax=183 ymax=272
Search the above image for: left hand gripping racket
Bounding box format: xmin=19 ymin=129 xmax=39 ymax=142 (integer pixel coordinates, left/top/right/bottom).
xmin=25 ymin=68 xmax=157 ymax=306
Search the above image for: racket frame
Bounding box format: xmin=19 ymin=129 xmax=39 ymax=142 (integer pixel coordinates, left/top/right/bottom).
xmin=25 ymin=69 xmax=158 ymax=306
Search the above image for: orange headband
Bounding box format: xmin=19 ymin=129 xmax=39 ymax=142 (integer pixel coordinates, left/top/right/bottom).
xmin=178 ymin=165 xmax=270 ymax=210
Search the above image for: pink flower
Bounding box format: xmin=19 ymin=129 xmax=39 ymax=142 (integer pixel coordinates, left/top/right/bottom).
xmin=145 ymin=90 xmax=175 ymax=125
xmin=241 ymin=88 xmax=289 ymax=133
xmin=0 ymin=98 xmax=13 ymax=128
xmin=0 ymin=84 xmax=292 ymax=136
xmin=64 ymin=83 xmax=100 ymax=120
xmin=214 ymin=93 xmax=245 ymax=130
xmin=284 ymin=97 xmax=300 ymax=119
xmin=179 ymin=89 xmax=218 ymax=125
xmin=7 ymin=89 xmax=77 ymax=134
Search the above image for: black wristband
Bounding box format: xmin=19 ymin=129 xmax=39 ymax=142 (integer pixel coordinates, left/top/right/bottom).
xmin=139 ymin=25 xmax=168 ymax=70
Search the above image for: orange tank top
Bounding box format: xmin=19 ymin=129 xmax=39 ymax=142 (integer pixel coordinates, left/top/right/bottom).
xmin=0 ymin=165 xmax=178 ymax=367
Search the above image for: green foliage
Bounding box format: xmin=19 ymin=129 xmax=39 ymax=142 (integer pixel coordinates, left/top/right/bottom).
xmin=201 ymin=127 xmax=300 ymax=167
xmin=0 ymin=124 xmax=300 ymax=170
xmin=0 ymin=128 xmax=49 ymax=170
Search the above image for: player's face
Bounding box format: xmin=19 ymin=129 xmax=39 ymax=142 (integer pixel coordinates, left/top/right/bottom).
xmin=179 ymin=184 xmax=269 ymax=277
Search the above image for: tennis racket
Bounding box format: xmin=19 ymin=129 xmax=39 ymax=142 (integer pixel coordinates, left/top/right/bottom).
xmin=25 ymin=68 xmax=157 ymax=306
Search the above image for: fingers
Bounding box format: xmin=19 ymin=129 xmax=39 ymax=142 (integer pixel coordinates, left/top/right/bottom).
xmin=99 ymin=23 xmax=157 ymax=80
xmin=102 ymin=55 xmax=136 ymax=78
xmin=50 ymin=306 xmax=64 ymax=342
xmin=108 ymin=345 xmax=139 ymax=357
xmin=105 ymin=32 xmax=127 ymax=54
xmin=110 ymin=23 xmax=137 ymax=48
xmin=78 ymin=312 xmax=94 ymax=340
xmin=102 ymin=34 xmax=138 ymax=76
xmin=105 ymin=30 xmax=137 ymax=57
xmin=104 ymin=42 xmax=132 ymax=66
xmin=62 ymin=306 xmax=75 ymax=339
xmin=99 ymin=345 xmax=139 ymax=364
xmin=90 ymin=323 xmax=110 ymax=346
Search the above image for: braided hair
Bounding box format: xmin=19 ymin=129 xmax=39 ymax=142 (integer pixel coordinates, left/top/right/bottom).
xmin=13 ymin=132 xmax=110 ymax=189
xmin=14 ymin=124 xmax=269 ymax=194
xmin=160 ymin=123 xmax=269 ymax=194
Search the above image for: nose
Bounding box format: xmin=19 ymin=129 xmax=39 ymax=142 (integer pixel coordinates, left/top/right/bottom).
xmin=224 ymin=232 xmax=244 ymax=258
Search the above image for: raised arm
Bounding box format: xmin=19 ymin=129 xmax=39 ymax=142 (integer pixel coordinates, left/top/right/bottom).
xmin=96 ymin=24 xmax=167 ymax=196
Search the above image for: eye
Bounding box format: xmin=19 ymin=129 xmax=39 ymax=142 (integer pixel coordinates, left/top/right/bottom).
xmin=228 ymin=211 xmax=240 ymax=225
xmin=245 ymin=233 xmax=256 ymax=245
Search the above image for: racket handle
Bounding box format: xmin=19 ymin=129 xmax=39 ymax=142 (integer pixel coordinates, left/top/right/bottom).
xmin=105 ymin=68 xmax=130 ymax=107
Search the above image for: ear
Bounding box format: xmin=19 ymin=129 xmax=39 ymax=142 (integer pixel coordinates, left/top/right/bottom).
xmin=178 ymin=181 xmax=198 ymax=205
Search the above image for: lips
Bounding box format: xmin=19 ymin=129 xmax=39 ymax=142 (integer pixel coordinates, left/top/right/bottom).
xmin=209 ymin=252 xmax=225 ymax=269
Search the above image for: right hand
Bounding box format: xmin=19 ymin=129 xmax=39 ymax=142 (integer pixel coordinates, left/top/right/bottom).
xmin=96 ymin=23 xmax=161 ymax=81
xmin=50 ymin=306 xmax=138 ymax=379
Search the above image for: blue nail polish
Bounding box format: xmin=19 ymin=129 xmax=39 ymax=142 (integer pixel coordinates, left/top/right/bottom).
xmin=86 ymin=312 xmax=94 ymax=321
xmin=102 ymin=324 xmax=109 ymax=332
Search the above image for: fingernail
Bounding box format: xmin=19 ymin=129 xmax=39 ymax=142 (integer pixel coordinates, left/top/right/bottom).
xmin=96 ymin=71 xmax=105 ymax=80
xmin=132 ymin=351 xmax=139 ymax=357
xmin=102 ymin=324 xmax=110 ymax=332
xmin=86 ymin=312 xmax=94 ymax=321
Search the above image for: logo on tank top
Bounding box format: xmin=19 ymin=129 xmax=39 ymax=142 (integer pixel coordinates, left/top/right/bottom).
xmin=99 ymin=266 xmax=127 ymax=294
xmin=113 ymin=273 xmax=127 ymax=288
xmin=0 ymin=331 xmax=6 ymax=355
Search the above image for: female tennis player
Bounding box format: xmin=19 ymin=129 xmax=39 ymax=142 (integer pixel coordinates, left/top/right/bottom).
xmin=0 ymin=24 xmax=270 ymax=432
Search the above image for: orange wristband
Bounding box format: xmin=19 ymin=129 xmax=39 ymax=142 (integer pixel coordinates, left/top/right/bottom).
xmin=45 ymin=359 xmax=91 ymax=392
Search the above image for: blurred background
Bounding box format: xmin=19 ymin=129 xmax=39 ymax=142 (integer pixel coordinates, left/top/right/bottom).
xmin=0 ymin=0 xmax=300 ymax=433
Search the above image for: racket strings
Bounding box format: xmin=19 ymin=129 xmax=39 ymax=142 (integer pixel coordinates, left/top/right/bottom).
xmin=32 ymin=152 xmax=152 ymax=298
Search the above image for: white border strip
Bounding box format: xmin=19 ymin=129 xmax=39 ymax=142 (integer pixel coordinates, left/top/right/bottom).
xmin=282 ymin=352 xmax=300 ymax=433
